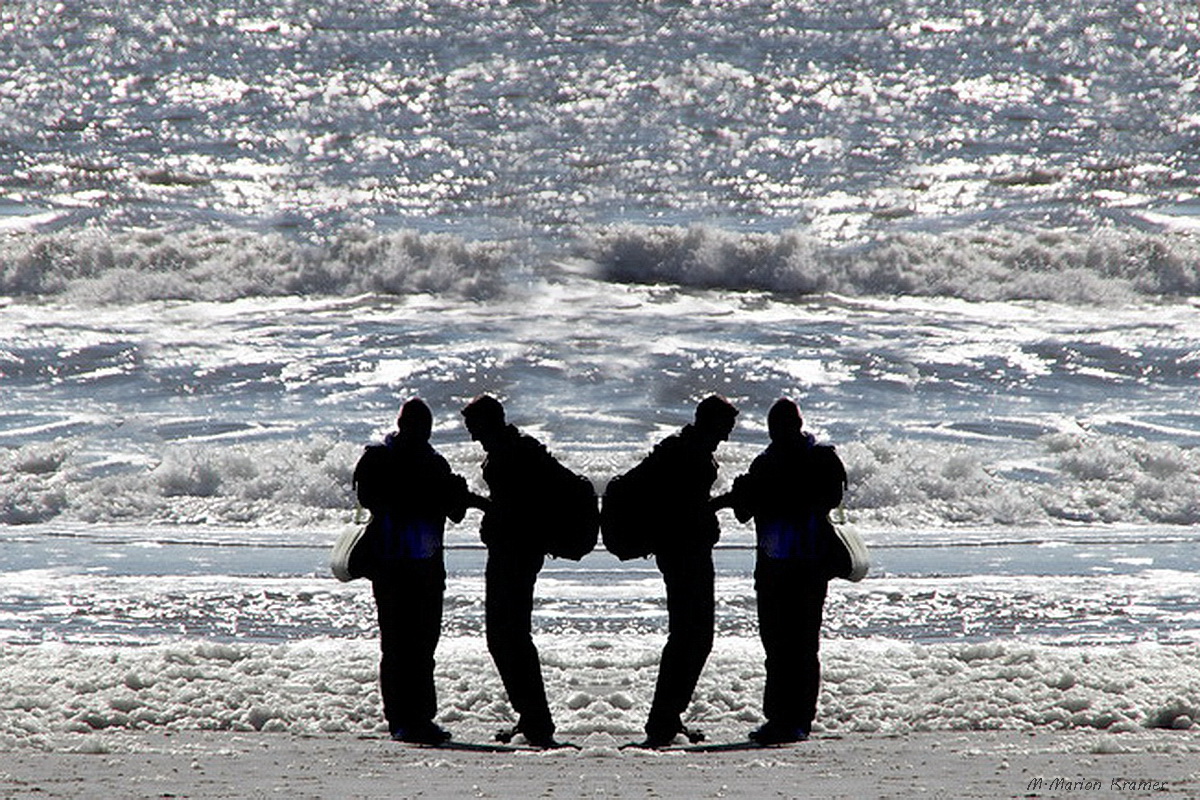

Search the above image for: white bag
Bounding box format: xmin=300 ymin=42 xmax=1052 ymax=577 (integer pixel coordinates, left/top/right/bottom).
xmin=828 ymin=507 xmax=869 ymax=582
xmin=831 ymin=521 xmax=870 ymax=582
xmin=330 ymin=511 xmax=373 ymax=582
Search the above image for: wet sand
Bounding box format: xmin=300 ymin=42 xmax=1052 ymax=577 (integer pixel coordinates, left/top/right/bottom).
xmin=2 ymin=729 xmax=1198 ymax=799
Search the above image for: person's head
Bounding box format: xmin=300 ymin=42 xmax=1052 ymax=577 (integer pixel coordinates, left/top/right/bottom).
xmin=767 ymin=398 xmax=804 ymax=442
xmin=461 ymin=395 xmax=506 ymax=447
xmin=397 ymin=397 xmax=433 ymax=441
xmin=693 ymin=394 xmax=738 ymax=446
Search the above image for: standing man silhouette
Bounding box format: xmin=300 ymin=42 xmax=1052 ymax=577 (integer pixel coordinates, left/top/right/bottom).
xmin=353 ymin=398 xmax=486 ymax=744
xmin=461 ymin=395 xmax=564 ymax=748
xmin=720 ymin=398 xmax=846 ymax=744
xmin=637 ymin=395 xmax=738 ymax=748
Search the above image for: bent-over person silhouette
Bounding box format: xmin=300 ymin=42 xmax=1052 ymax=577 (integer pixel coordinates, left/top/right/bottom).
xmin=636 ymin=395 xmax=738 ymax=748
xmin=462 ymin=395 xmax=572 ymax=749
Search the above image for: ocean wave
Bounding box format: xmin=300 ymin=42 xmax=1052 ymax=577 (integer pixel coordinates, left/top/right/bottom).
xmin=0 ymin=227 xmax=509 ymax=303
xmin=0 ymin=436 xmax=361 ymax=528
xmin=577 ymin=224 xmax=1200 ymax=303
xmin=841 ymin=431 xmax=1200 ymax=528
xmin=6 ymin=224 xmax=1200 ymax=305
xmin=4 ymin=429 xmax=1199 ymax=530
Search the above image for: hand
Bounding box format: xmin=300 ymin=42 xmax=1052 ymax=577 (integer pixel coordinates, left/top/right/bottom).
xmin=709 ymin=492 xmax=733 ymax=511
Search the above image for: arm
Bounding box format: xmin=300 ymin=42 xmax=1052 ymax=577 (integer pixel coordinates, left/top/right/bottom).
xmin=710 ymin=491 xmax=735 ymax=511
xmin=429 ymin=451 xmax=488 ymax=523
xmin=726 ymin=471 xmax=757 ymax=523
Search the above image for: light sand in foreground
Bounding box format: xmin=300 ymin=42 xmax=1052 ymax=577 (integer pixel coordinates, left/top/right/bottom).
xmin=2 ymin=730 xmax=1198 ymax=799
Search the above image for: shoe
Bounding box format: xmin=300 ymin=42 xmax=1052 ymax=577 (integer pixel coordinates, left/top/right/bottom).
xmin=637 ymin=719 xmax=704 ymax=749
xmin=522 ymin=731 xmax=565 ymax=749
xmin=391 ymin=722 xmax=452 ymax=745
xmin=496 ymin=725 xmax=563 ymax=749
xmin=637 ymin=728 xmax=679 ymax=749
xmin=635 ymin=735 xmax=674 ymax=749
xmin=748 ymin=722 xmax=808 ymax=745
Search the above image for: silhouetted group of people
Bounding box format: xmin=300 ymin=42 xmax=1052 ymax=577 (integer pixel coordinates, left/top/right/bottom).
xmin=352 ymin=394 xmax=846 ymax=749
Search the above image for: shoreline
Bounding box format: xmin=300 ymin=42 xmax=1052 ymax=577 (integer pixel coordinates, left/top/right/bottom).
xmin=2 ymin=729 xmax=1197 ymax=799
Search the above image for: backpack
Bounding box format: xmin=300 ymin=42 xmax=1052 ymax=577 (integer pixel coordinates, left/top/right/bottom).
xmin=540 ymin=464 xmax=599 ymax=560
xmin=599 ymin=465 xmax=657 ymax=560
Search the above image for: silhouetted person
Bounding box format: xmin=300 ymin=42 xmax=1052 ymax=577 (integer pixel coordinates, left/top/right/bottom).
xmin=637 ymin=395 xmax=738 ymax=748
xmin=353 ymin=398 xmax=486 ymax=744
xmin=462 ymin=395 xmax=566 ymax=748
xmin=719 ymin=398 xmax=846 ymax=744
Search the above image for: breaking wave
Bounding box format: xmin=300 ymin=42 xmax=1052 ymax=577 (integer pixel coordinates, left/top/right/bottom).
xmin=5 ymin=223 xmax=1200 ymax=305
xmin=0 ymin=436 xmax=361 ymax=528
xmin=578 ymin=225 xmax=1200 ymax=304
xmin=0 ymin=227 xmax=510 ymax=303
xmin=4 ymin=430 xmax=1200 ymax=530
xmin=840 ymin=432 xmax=1200 ymax=528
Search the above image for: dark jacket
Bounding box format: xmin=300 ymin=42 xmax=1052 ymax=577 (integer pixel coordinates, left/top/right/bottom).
xmin=636 ymin=424 xmax=721 ymax=552
xmin=353 ymin=432 xmax=469 ymax=560
xmin=730 ymin=432 xmax=846 ymax=560
xmin=478 ymin=425 xmax=567 ymax=550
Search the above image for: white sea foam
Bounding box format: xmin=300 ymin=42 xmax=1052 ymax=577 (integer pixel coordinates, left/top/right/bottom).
xmin=1 ymin=636 xmax=1196 ymax=751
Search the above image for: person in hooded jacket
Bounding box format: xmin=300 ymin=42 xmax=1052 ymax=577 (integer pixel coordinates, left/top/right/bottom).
xmin=636 ymin=395 xmax=738 ymax=748
xmin=353 ymin=398 xmax=487 ymax=745
xmin=717 ymin=398 xmax=847 ymax=744
xmin=461 ymin=395 xmax=569 ymax=748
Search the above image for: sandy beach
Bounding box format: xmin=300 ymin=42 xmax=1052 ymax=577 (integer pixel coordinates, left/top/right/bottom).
xmin=2 ymin=729 xmax=1198 ymax=799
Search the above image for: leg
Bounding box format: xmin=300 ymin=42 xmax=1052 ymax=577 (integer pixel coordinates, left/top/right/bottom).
xmin=373 ymin=558 xmax=447 ymax=735
xmin=792 ymin=577 xmax=827 ymax=732
xmin=756 ymin=558 xmax=827 ymax=735
xmin=485 ymin=548 xmax=554 ymax=740
xmin=645 ymin=548 xmax=715 ymax=742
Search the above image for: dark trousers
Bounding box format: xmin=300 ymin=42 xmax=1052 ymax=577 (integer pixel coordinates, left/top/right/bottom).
xmin=646 ymin=548 xmax=715 ymax=737
xmin=372 ymin=557 xmax=446 ymax=733
xmin=754 ymin=556 xmax=828 ymax=733
xmin=485 ymin=547 xmax=554 ymax=737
